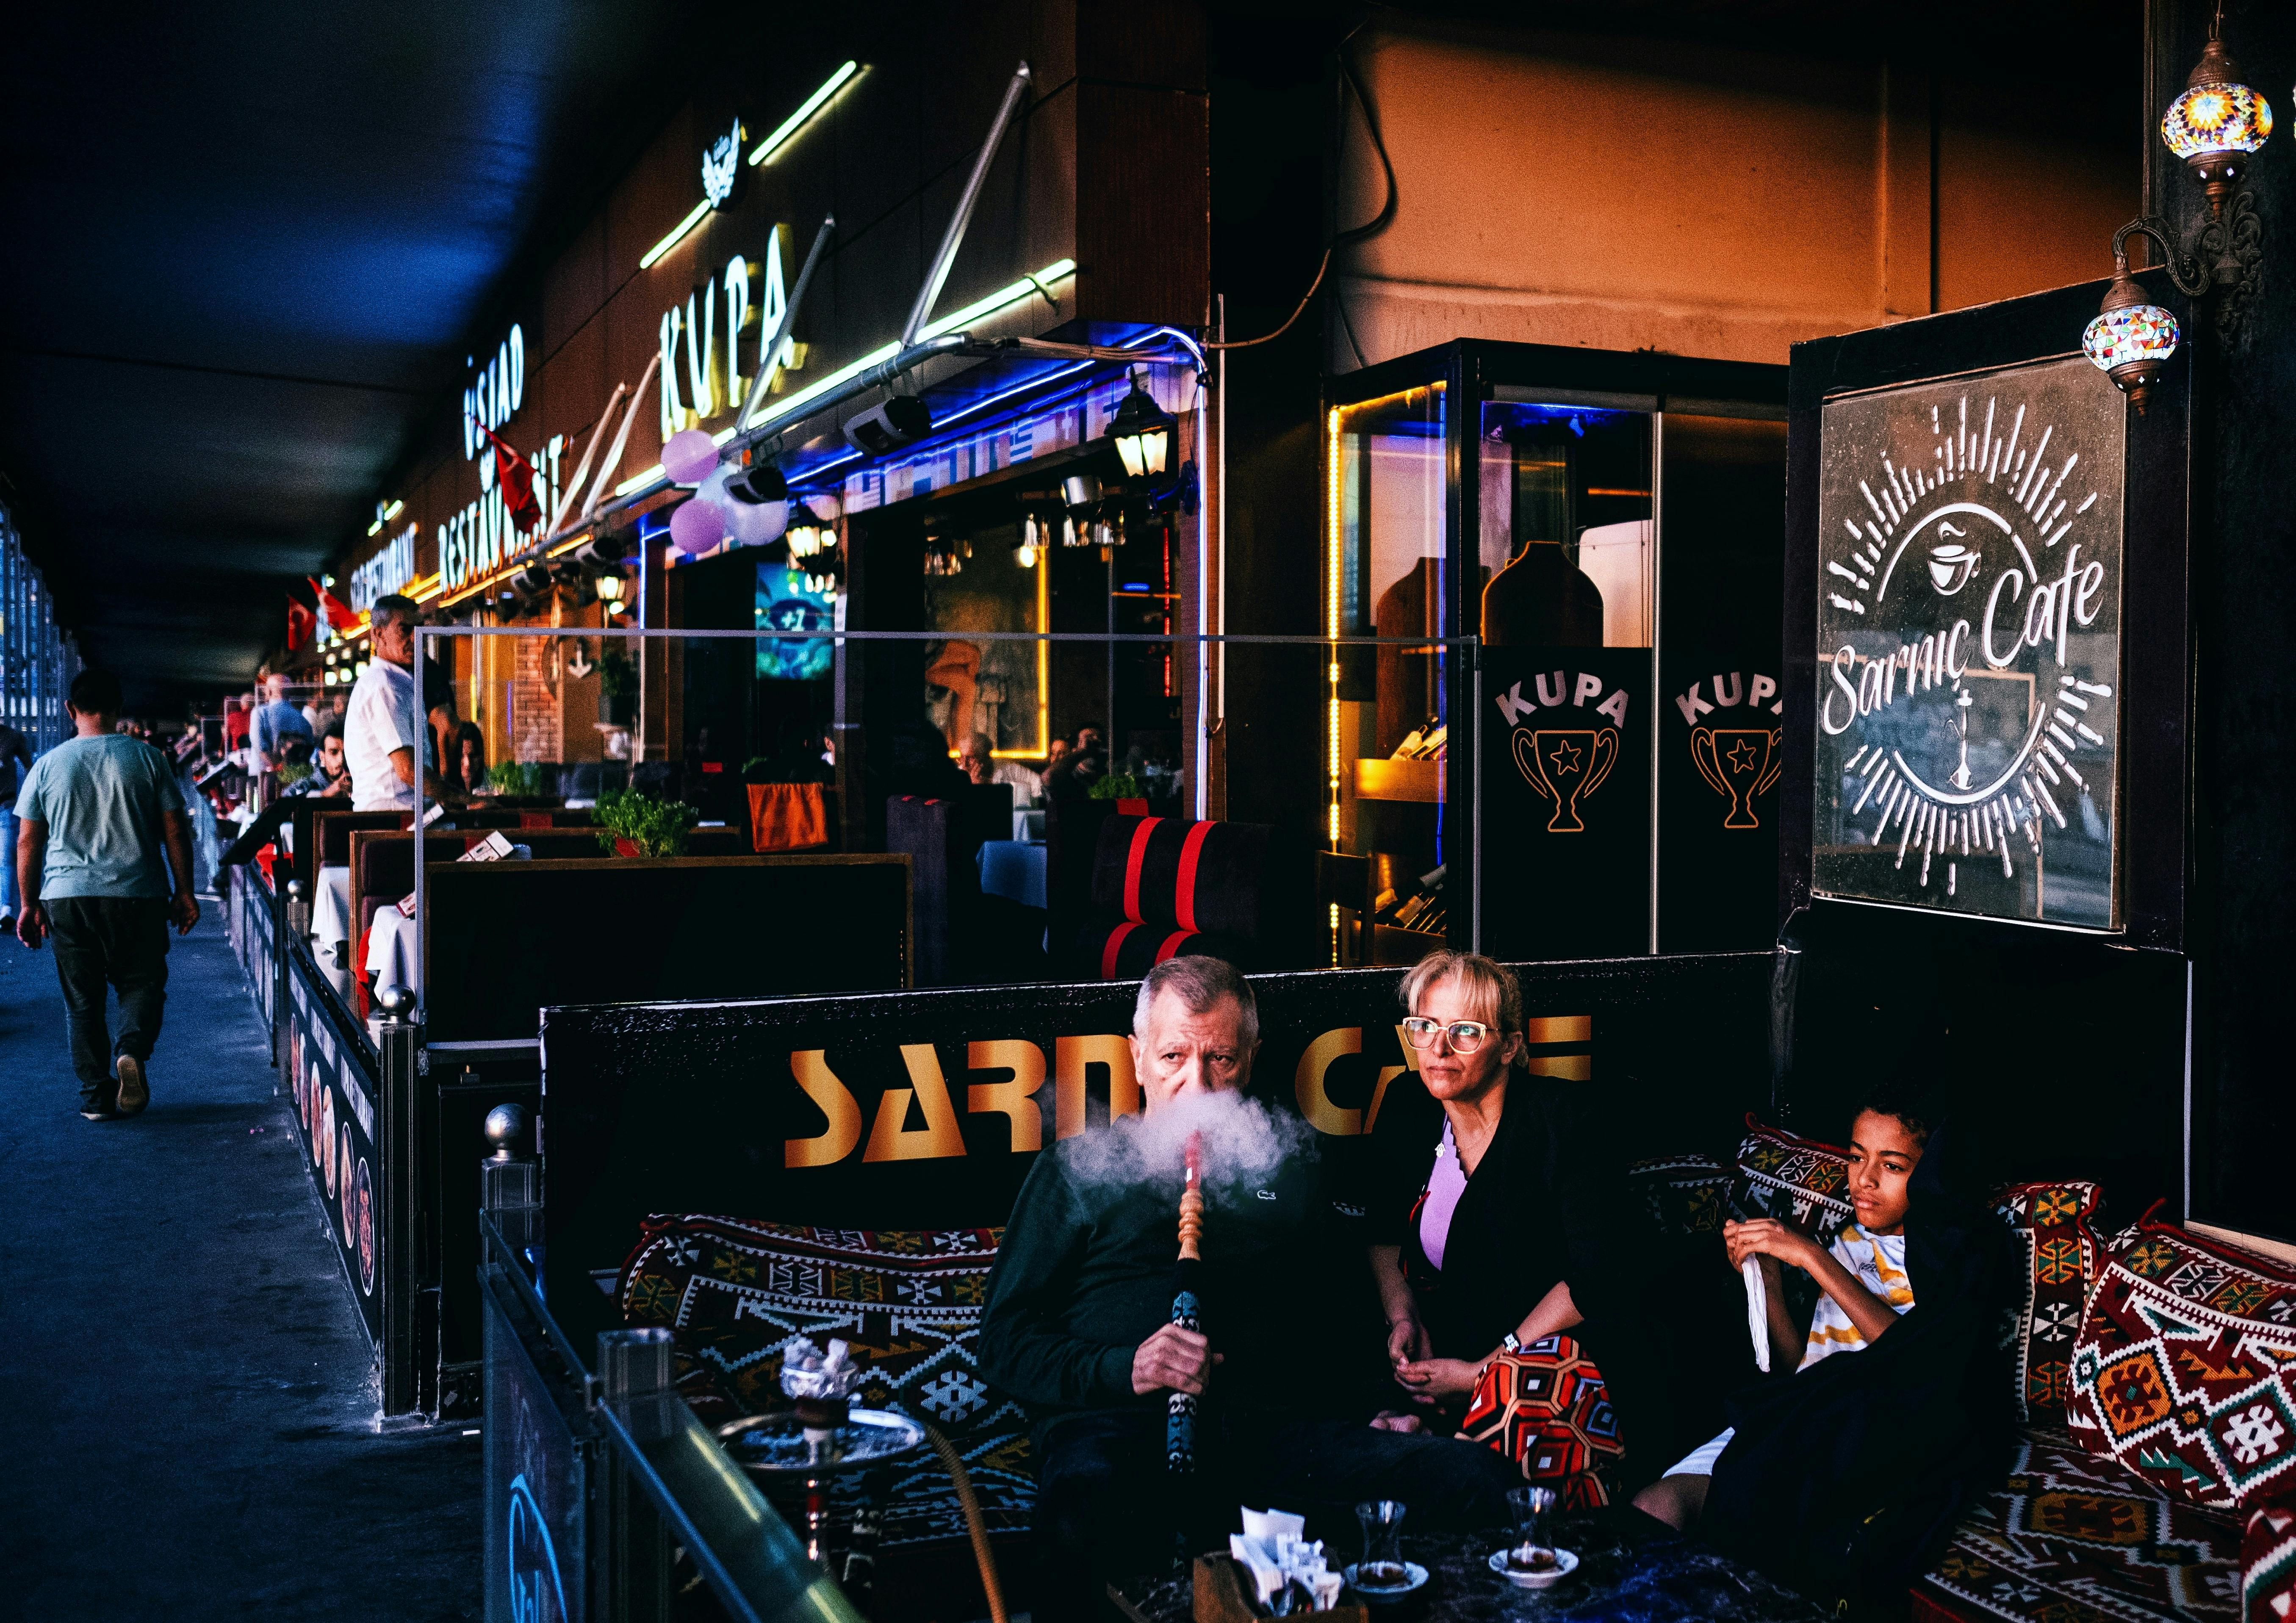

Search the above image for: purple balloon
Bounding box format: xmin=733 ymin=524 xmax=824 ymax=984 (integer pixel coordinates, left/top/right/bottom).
xmin=662 ymin=429 xmax=720 ymax=486
xmin=668 ymin=497 xmax=727 ymax=555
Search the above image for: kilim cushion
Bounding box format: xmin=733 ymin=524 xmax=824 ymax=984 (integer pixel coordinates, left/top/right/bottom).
xmin=616 ymin=1215 xmax=1034 ymax=1550
xmin=1911 ymin=1423 xmax=2247 ymax=1623
xmin=2066 ymin=1205 xmax=2296 ymax=1512
xmin=1732 ymin=1114 xmax=1854 ymax=1243
xmin=1626 ymin=1152 xmax=1731 ymax=1241
xmin=1455 ymin=1334 xmax=1624 ymax=1509
xmin=2247 ymin=1504 xmax=2296 ymax=1623
xmin=1995 ymin=1180 xmax=2108 ymax=1424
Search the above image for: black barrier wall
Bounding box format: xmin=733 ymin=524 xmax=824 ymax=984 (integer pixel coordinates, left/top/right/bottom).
xmin=537 ymin=952 xmax=1777 ymax=1326
xmin=284 ymin=946 xmax=385 ymax=1347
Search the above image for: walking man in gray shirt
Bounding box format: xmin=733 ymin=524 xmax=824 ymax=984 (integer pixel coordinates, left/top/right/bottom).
xmin=13 ymin=670 xmax=201 ymax=1119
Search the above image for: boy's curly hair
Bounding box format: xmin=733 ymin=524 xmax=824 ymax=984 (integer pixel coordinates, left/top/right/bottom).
xmin=1855 ymin=1083 xmax=1933 ymax=1148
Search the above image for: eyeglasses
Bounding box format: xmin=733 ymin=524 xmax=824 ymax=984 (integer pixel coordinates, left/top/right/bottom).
xmin=1401 ymin=1016 xmax=1495 ymax=1053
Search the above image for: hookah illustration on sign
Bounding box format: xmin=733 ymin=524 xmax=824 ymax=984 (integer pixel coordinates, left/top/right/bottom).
xmin=1513 ymin=727 xmax=1619 ymax=833
xmin=1167 ymin=1131 xmax=1205 ymax=1475
xmin=1689 ymin=727 xmax=1784 ymax=830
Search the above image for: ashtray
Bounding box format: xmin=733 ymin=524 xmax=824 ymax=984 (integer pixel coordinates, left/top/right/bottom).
xmin=1486 ymin=1545 xmax=1579 ymax=1589
xmin=1343 ymin=1561 xmax=1428 ymax=1603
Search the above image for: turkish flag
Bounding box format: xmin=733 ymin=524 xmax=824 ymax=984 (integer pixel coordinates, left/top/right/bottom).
xmin=308 ymin=577 xmax=360 ymax=633
xmin=474 ymin=419 xmax=545 ymax=533
xmin=286 ymin=593 xmax=316 ymax=653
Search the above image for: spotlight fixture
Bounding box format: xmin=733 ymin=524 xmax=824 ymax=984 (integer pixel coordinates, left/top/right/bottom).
xmin=844 ymin=394 xmax=933 ymax=457
xmin=510 ymin=561 xmax=555 ymax=599
xmin=1107 ymin=371 xmax=1176 ymax=479
xmin=2162 ymin=26 xmax=2272 ymax=216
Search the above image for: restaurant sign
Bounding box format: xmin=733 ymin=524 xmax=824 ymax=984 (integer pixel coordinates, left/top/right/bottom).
xmin=1813 ymin=356 xmax=2124 ymax=929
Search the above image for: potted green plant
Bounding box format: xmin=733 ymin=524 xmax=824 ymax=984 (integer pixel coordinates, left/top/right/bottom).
xmin=593 ymin=787 xmax=699 ymax=858
xmin=484 ymin=760 xmax=548 ymax=798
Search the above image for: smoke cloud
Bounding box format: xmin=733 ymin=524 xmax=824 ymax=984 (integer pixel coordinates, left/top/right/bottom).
xmin=1060 ymin=1087 xmax=1316 ymax=1209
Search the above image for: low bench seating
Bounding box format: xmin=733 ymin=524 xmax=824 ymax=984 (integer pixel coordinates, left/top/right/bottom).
xmin=618 ymin=1119 xmax=2296 ymax=1621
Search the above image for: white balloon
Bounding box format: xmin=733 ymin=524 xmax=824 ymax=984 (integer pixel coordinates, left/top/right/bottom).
xmin=726 ymin=496 xmax=789 ymax=547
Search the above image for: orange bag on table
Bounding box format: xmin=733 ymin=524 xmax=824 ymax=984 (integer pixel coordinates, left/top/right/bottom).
xmin=747 ymin=782 xmax=828 ymax=852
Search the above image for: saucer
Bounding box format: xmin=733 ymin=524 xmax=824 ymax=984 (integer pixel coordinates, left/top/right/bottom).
xmin=1487 ymin=1546 xmax=1579 ymax=1589
xmin=1343 ymin=1561 xmax=1429 ymax=1603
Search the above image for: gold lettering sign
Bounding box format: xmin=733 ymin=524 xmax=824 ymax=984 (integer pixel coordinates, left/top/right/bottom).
xmin=1055 ymin=1034 xmax=1138 ymax=1139
xmin=967 ymin=1039 xmax=1046 ymax=1154
xmin=784 ymin=1050 xmax=861 ymax=1168
xmin=862 ymin=1043 xmax=968 ymax=1162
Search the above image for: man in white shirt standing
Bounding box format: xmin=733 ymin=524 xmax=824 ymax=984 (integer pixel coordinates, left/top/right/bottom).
xmin=345 ymin=595 xmax=443 ymax=811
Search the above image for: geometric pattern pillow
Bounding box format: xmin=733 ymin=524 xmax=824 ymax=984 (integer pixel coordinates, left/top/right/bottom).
xmin=2066 ymin=1203 xmax=2296 ymax=1511
xmin=1626 ymin=1153 xmax=1731 ymax=1241
xmin=1733 ymin=1114 xmax=1853 ymax=1242
xmin=2249 ymin=1504 xmax=2296 ymax=1623
xmin=1454 ymin=1333 xmax=1625 ymax=1510
xmin=1994 ymin=1180 xmax=2107 ymax=1424
xmin=616 ymin=1215 xmax=1023 ymax=1437
xmin=1911 ymin=1422 xmax=2247 ymax=1623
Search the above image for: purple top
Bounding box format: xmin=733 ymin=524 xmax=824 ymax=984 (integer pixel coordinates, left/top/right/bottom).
xmin=1418 ymin=1119 xmax=1469 ymax=1271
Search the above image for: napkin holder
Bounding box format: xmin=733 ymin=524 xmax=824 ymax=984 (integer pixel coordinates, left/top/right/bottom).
xmin=1193 ymin=1555 xmax=1369 ymax=1623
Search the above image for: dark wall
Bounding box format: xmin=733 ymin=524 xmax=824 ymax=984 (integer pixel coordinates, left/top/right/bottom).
xmin=2155 ymin=0 xmax=2296 ymax=1243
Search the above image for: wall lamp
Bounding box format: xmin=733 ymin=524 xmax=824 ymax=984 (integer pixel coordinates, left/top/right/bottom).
xmin=2086 ymin=11 xmax=2271 ymax=407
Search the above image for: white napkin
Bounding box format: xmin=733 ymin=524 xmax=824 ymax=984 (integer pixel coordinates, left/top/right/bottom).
xmin=1742 ymin=1258 xmax=1771 ymax=1373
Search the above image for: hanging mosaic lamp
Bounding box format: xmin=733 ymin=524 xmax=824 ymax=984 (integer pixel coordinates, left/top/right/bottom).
xmin=2083 ymin=258 xmax=2180 ymax=415
xmin=2161 ymin=35 xmax=2272 ymax=215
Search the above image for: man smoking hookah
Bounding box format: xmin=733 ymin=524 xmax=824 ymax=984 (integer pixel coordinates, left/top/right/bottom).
xmin=978 ymin=956 xmax=1516 ymax=1622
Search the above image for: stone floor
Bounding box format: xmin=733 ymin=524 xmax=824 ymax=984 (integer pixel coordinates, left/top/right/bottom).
xmin=0 ymin=903 xmax=479 ymax=1620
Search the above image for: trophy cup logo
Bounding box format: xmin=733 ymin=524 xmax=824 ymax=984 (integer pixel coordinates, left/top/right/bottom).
xmin=1513 ymin=727 xmax=1618 ymax=833
xmin=1690 ymin=726 xmax=1783 ymax=830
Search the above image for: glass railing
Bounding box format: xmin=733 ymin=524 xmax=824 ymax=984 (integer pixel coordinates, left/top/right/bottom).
xmin=479 ymin=1201 xmax=865 ymax=1623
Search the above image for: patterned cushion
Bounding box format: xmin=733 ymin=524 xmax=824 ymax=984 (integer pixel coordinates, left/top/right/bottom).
xmin=1456 ymin=1333 xmax=1624 ymax=1509
xmin=617 ymin=1216 xmax=1034 ymax=1551
xmin=2248 ymin=1504 xmax=2296 ymax=1623
xmin=1733 ymin=1114 xmax=1853 ymax=1243
xmin=1913 ymin=1424 xmax=2247 ymax=1622
xmin=1995 ymin=1181 xmax=2108 ymax=1424
xmin=1626 ymin=1153 xmax=1730 ymax=1240
xmin=2067 ymin=1206 xmax=2296 ymax=1512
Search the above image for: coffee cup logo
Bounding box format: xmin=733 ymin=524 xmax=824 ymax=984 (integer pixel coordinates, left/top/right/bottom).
xmin=1690 ymin=727 xmax=1783 ymax=830
xmin=1514 ymin=727 xmax=1618 ymax=833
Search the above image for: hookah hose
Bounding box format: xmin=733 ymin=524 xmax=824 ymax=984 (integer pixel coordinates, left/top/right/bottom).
xmin=1166 ymin=1130 xmax=1205 ymax=1473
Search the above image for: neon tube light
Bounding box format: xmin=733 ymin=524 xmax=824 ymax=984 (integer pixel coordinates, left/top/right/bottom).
xmin=639 ymin=199 xmax=712 ymax=271
xmin=749 ymin=61 xmax=859 ymax=166
xmin=611 ymin=258 xmax=1077 ymax=496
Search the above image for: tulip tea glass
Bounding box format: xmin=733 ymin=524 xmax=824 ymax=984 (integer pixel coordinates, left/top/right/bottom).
xmin=1354 ymin=1499 xmax=1410 ymax=1590
xmin=1506 ymin=1485 xmax=1558 ymax=1572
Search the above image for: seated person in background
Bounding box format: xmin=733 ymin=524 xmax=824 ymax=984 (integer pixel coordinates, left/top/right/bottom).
xmin=1633 ymin=1093 xmax=1925 ymax=1532
xmin=1366 ymin=952 xmax=1654 ymax=1504
xmin=958 ymin=730 xmax=1042 ymax=807
xmin=979 ymin=955 xmax=1515 ymax=1623
xmin=282 ymin=727 xmax=350 ymax=799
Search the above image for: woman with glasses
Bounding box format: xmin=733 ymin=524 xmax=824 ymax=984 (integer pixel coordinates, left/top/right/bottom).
xmin=1364 ymin=950 xmax=1642 ymax=1504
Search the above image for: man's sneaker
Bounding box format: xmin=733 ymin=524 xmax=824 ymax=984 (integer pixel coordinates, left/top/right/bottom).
xmin=114 ymin=1055 xmax=149 ymax=1117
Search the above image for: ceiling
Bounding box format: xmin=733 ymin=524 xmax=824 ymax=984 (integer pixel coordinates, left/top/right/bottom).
xmin=0 ymin=0 xmax=719 ymax=711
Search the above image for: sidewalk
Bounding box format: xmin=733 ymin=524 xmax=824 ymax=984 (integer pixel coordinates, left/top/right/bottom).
xmin=0 ymin=907 xmax=478 ymax=1620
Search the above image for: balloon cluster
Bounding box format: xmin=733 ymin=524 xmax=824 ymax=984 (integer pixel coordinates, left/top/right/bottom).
xmin=661 ymin=429 xmax=792 ymax=556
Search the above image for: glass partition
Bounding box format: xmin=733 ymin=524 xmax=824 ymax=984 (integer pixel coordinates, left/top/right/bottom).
xmin=376 ymin=627 xmax=1480 ymax=1012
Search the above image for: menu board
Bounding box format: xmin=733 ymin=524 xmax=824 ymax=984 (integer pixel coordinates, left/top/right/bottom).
xmin=1813 ymin=357 xmax=2123 ymax=929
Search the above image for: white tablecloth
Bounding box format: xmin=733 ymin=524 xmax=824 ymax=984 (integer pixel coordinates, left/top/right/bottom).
xmin=364 ymin=907 xmax=421 ymax=997
xmin=310 ymin=865 xmax=351 ymax=947
xmin=978 ymin=841 xmax=1047 ymax=910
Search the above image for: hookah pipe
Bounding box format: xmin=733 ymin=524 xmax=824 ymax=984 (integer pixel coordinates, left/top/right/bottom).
xmin=1166 ymin=1130 xmax=1205 ymax=1473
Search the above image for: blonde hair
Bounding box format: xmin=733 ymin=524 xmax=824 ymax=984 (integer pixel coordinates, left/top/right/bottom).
xmin=1397 ymin=951 xmax=1524 ymax=1035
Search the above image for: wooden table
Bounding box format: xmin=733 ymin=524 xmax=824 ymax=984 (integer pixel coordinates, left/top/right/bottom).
xmin=1114 ymin=1514 xmax=1826 ymax=1623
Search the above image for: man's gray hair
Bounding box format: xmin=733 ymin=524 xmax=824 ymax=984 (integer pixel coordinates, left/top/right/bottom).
xmin=1133 ymin=954 xmax=1259 ymax=1049
xmin=369 ymin=594 xmax=422 ymax=634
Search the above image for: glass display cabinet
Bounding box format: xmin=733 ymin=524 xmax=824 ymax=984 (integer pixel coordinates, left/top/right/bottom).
xmin=1324 ymin=341 xmax=1789 ymax=964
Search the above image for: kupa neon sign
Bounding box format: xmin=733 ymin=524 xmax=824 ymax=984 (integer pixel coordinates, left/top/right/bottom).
xmin=658 ymin=228 xmax=795 ymax=440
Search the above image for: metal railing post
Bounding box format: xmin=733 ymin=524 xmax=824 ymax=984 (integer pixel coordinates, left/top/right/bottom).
xmin=376 ymin=983 xmax=425 ymax=1417
xmin=597 ymin=1329 xmax=675 ymax=1623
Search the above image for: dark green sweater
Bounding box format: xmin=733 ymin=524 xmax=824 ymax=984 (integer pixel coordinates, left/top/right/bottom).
xmin=977 ymin=1131 xmax=1348 ymax=1427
